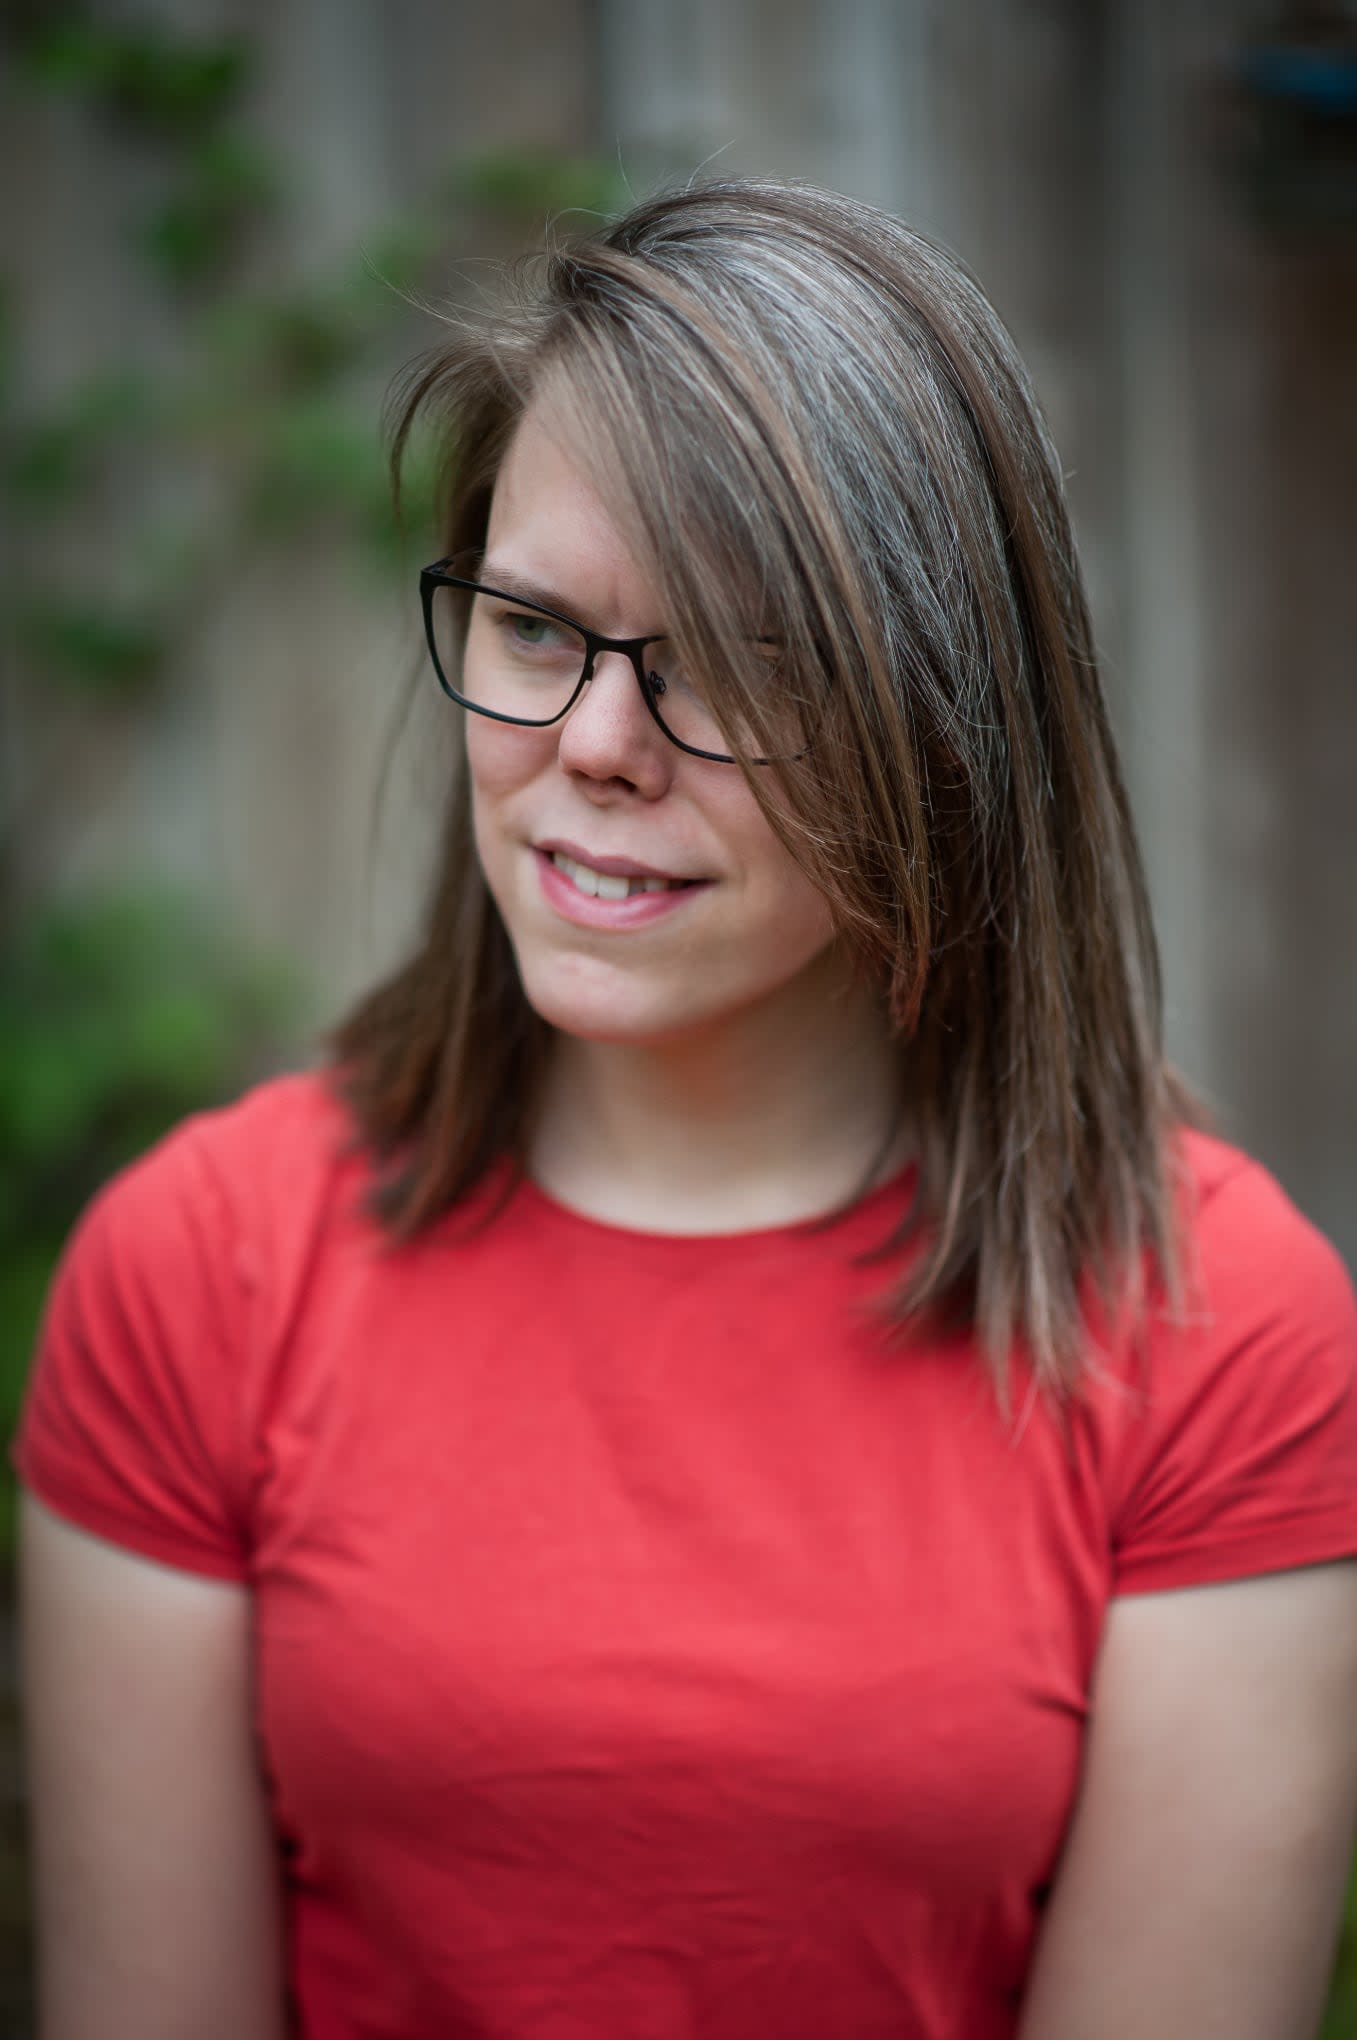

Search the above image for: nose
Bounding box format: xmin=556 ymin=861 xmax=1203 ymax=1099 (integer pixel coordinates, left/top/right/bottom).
xmin=556 ymin=649 xmax=675 ymax=793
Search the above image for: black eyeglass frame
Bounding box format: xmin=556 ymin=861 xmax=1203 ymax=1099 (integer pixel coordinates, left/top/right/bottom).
xmin=419 ymin=558 xmax=793 ymax=766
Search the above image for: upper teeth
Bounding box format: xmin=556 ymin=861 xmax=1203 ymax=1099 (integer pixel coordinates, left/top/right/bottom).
xmin=552 ymin=852 xmax=676 ymax=899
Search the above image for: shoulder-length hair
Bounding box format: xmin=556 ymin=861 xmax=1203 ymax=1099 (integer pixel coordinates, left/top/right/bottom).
xmin=330 ymin=177 xmax=1208 ymax=1403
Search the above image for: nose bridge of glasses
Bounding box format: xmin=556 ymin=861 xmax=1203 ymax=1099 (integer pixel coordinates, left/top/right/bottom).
xmin=560 ymin=639 xmax=675 ymax=763
xmin=576 ymin=637 xmax=652 ymax=704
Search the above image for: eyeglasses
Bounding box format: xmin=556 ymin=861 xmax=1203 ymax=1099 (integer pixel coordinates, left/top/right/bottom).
xmin=419 ymin=554 xmax=809 ymax=765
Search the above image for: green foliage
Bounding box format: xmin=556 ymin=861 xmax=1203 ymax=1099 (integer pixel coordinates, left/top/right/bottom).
xmin=446 ymin=147 xmax=631 ymax=225
xmin=1 ymin=10 xmax=633 ymax=727
xmin=15 ymin=597 xmax=167 ymax=700
xmin=0 ymin=283 xmax=14 ymax=415
xmin=19 ymin=18 xmax=265 ymax=283
xmin=140 ymin=132 xmax=279 ymax=286
xmin=5 ymin=371 xmax=153 ymax=511
xmin=20 ymin=19 xmax=252 ymax=139
xmin=1321 ymin=1869 xmax=1357 ymax=2039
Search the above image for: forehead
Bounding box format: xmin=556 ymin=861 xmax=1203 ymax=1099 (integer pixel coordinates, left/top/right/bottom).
xmin=484 ymin=399 xmax=658 ymax=631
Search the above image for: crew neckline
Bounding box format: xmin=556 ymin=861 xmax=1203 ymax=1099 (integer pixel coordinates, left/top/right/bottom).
xmin=515 ymin=1154 xmax=920 ymax=1251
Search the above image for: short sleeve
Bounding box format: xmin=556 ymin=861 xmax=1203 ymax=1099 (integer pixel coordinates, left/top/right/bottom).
xmin=13 ymin=1121 xmax=253 ymax=1580
xmin=1107 ymin=1159 xmax=1357 ymax=1595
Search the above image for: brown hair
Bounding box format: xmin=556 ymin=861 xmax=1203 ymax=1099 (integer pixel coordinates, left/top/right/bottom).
xmin=330 ymin=177 xmax=1208 ymax=1402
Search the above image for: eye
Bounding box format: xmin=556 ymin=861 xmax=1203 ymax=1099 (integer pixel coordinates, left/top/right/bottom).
xmin=504 ymin=610 xmax=565 ymax=650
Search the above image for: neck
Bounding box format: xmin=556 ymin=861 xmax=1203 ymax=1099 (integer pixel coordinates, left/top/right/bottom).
xmin=528 ymin=946 xmax=910 ymax=1234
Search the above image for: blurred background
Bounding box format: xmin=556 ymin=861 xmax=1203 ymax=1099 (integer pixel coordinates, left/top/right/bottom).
xmin=2 ymin=0 xmax=1355 ymax=2029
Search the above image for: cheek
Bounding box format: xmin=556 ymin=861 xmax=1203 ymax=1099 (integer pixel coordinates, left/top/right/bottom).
xmin=464 ymin=721 xmax=557 ymax=878
xmin=464 ymin=718 xmax=541 ymax=804
xmin=711 ymin=784 xmax=838 ymax=954
xmin=762 ymin=866 xmax=838 ymax=961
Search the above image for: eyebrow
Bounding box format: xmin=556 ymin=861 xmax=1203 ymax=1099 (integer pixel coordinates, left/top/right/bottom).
xmin=475 ymin=560 xmax=678 ymax=645
xmin=476 ymin=561 xmax=588 ymax=619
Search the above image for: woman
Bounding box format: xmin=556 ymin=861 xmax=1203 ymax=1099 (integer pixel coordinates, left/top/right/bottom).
xmin=16 ymin=180 xmax=1357 ymax=2040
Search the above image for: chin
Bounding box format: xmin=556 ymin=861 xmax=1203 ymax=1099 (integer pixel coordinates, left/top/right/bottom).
xmin=513 ymin=955 xmax=714 ymax=1047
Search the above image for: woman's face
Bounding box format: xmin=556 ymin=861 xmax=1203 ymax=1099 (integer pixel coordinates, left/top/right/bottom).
xmin=465 ymin=396 xmax=845 ymax=1047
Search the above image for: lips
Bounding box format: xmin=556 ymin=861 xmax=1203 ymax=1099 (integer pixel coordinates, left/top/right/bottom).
xmin=550 ymin=851 xmax=679 ymax=900
xmin=533 ymin=845 xmax=711 ymax=930
xmin=533 ymin=837 xmax=701 ymax=885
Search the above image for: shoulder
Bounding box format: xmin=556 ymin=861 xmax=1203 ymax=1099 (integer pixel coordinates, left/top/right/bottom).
xmin=31 ymin=1063 xmax=371 ymax=1442
xmin=130 ymin=1063 xmax=358 ymax=1201
xmin=1173 ymin=1125 xmax=1355 ymax=1337
xmin=15 ymin=1069 xmax=372 ymax=1575
xmin=1085 ymin=1126 xmax=1357 ymax=1594
xmin=76 ymin=1066 xmax=366 ymax=1283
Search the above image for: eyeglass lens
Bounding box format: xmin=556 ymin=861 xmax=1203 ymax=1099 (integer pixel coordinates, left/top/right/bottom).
xmin=426 ymin=575 xmax=811 ymax=763
xmin=428 ymin=581 xmax=734 ymax=756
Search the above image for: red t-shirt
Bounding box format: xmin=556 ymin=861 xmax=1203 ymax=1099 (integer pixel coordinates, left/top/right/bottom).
xmin=15 ymin=1072 xmax=1357 ymax=2040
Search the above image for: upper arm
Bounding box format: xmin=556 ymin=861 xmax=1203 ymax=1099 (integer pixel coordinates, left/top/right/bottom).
xmin=1019 ymin=1561 xmax=1357 ymax=2040
xmin=20 ymin=1494 xmax=286 ymax=2040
